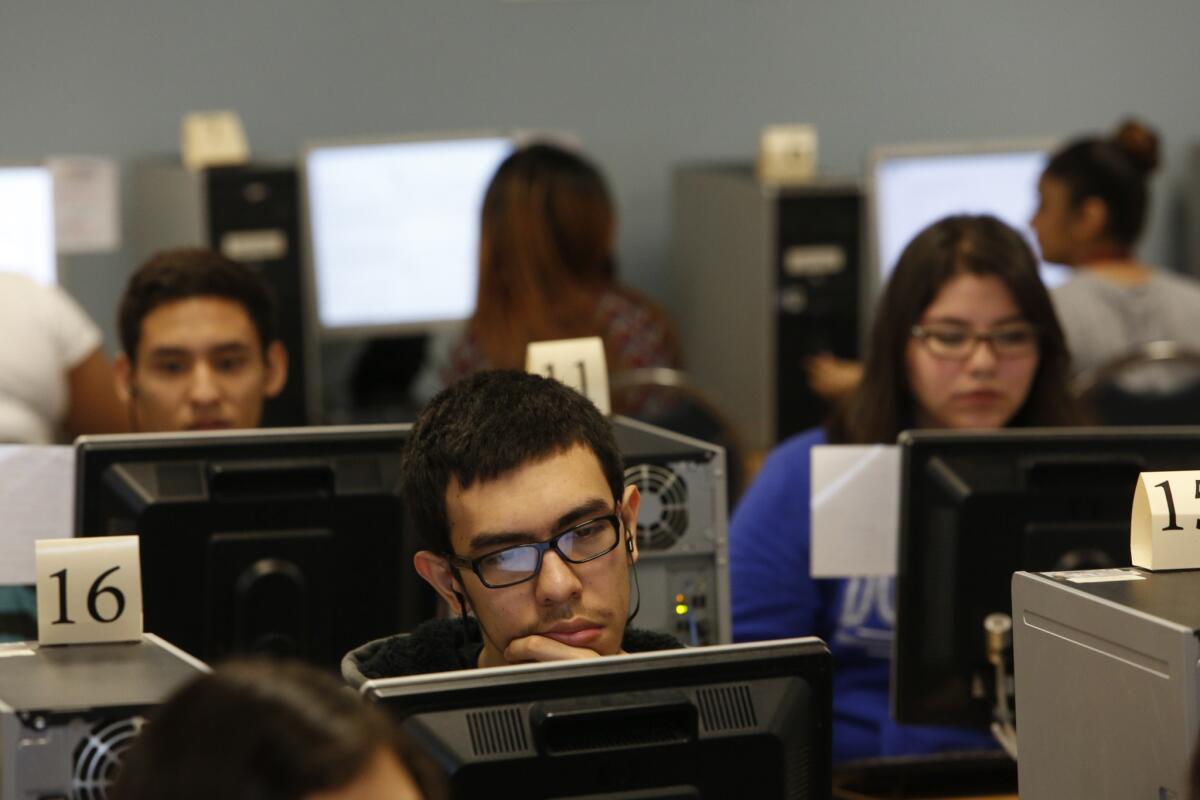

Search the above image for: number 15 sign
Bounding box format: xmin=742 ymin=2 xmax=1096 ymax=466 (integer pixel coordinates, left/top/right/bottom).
xmin=35 ymin=535 xmax=143 ymax=645
xmin=1131 ymin=471 xmax=1200 ymax=571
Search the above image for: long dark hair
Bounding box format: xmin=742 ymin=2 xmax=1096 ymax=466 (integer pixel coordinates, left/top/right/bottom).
xmin=1042 ymin=117 xmax=1160 ymax=248
xmin=468 ymin=142 xmax=677 ymax=371
xmin=111 ymin=659 xmax=444 ymax=800
xmin=828 ymin=215 xmax=1082 ymax=444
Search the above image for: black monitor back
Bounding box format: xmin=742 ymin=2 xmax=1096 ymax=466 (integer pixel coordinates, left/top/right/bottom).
xmin=894 ymin=426 xmax=1200 ymax=727
xmin=74 ymin=425 xmax=435 ymax=669
xmin=365 ymin=637 xmax=833 ymax=799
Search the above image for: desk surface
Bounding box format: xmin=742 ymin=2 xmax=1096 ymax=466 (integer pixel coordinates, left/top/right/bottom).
xmin=835 ymin=792 xmax=1016 ymax=800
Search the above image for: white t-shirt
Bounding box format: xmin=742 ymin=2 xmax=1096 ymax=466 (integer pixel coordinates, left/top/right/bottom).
xmin=0 ymin=273 xmax=102 ymax=443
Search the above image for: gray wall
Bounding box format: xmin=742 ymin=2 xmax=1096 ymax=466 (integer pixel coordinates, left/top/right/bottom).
xmin=3 ymin=0 xmax=1200 ymax=350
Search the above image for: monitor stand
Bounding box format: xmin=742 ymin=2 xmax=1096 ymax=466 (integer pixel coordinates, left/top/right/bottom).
xmin=351 ymin=335 xmax=429 ymax=408
xmin=832 ymin=751 xmax=1016 ymax=799
xmin=320 ymin=335 xmax=432 ymax=424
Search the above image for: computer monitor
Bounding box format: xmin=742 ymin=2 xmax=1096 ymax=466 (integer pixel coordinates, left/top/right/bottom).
xmin=74 ymin=425 xmax=436 ymax=670
xmin=365 ymin=637 xmax=833 ymax=799
xmin=892 ymin=427 xmax=1200 ymax=728
xmin=0 ymin=165 xmax=56 ymax=285
xmin=302 ymin=133 xmax=514 ymax=336
xmin=869 ymin=139 xmax=1069 ymax=297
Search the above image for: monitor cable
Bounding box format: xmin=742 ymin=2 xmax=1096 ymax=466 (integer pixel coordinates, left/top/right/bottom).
xmin=984 ymin=612 xmax=1018 ymax=760
xmin=127 ymin=382 xmax=140 ymax=432
xmin=625 ymin=524 xmax=641 ymax=626
xmin=450 ymin=566 xmax=479 ymax=670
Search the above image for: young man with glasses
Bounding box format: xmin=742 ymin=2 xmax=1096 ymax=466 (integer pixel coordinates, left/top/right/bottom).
xmin=344 ymin=370 xmax=682 ymax=680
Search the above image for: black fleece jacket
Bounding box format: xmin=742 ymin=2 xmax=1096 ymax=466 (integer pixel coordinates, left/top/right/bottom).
xmin=345 ymin=617 xmax=683 ymax=684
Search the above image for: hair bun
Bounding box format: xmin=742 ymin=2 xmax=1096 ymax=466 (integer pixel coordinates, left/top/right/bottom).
xmin=1112 ymin=117 xmax=1160 ymax=175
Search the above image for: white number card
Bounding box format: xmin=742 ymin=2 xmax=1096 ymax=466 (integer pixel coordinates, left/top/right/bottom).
xmin=526 ymin=336 xmax=611 ymax=415
xmin=1130 ymin=471 xmax=1200 ymax=571
xmin=181 ymin=110 xmax=249 ymax=172
xmin=35 ymin=536 xmax=143 ymax=646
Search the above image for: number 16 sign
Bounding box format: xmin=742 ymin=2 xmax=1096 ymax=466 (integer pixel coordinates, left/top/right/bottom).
xmin=35 ymin=535 xmax=143 ymax=646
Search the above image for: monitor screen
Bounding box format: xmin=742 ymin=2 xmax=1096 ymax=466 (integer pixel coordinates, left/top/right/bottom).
xmin=365 ymin=637 xmax=832 ymax=799
xmin=304 ymin=134 xmax=514 ymax=334
xmin=74 ymin=425 xmax=436 ymax=670
xmin=892 ymin=427 xmax=1200 ymax=728
xmin=0 ymin=166 xmax=56 ymax=285
xmin=870 ymin=141 xmax=1069 ymax=294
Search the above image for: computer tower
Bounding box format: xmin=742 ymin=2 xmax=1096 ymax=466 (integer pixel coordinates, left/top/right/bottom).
xmin=613 ymin=416 xmax=730 ymax=646
xmin=130 ymin=161 xmax=311 ymax=427
xmin=1013 ymin=568 xmax=1200 ymax=799
xmin=671 ymin=164 xmax=862 ymax=449
xmin=0 ymin=633 xmax=208 ymax=799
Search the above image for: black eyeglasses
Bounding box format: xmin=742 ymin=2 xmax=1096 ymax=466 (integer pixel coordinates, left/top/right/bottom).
xmin=910 ymin=322 xmax=1040 ymax=361
xmin=447 ymin=507 xmax=624 ymax=589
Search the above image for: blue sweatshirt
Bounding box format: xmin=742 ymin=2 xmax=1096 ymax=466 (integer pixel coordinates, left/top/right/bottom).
xmin=729 ymin=428 xmax=996 ymax=762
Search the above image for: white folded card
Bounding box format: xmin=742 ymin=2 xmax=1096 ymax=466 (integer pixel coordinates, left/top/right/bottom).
xmin=0 ymin=445 xmax=74 ymax=585
xmin=810 ymin=444 xmax=900 ymax=577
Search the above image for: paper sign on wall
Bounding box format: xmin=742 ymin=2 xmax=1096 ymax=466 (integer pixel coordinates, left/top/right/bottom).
xmin=35 ymin=535 xmax=142 ymax=646
xmin=47 ymin=156 xmax=120 ymax=254
xmin=526 ymin=336 xmax=610 ymax=414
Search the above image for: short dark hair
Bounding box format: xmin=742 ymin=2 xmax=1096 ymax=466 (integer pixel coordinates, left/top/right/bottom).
xmin=118 ymin=247 xmax=278 ymax=360
xmin=111 ymin=659 xmax=445 ymax=800
xmin=1043 ymin=117 xmax=1160 ymax=247
xmin=829 ymin=214 xmax=1083 ymax=443
xmin=402 ymin=370 xmax=624 ymax=553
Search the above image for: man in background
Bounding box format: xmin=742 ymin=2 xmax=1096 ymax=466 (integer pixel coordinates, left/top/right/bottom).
xmin=2 ymin=247 xmax=286 ymax=643
xmin=114 ymin=247 xmax=287 ymax=432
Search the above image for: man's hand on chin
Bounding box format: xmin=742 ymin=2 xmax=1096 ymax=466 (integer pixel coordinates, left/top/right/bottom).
xmin=503 ymin=634 xmax=604 ymax=664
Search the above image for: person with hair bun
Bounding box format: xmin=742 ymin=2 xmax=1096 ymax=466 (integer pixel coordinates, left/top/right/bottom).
xmin=1032 ymin=117 xmax=1200 ymax=385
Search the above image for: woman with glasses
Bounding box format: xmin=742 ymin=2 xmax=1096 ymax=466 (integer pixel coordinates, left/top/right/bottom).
xmin=729 ymin=215 xmax=1082 ymax=763
xmin=1031 ymin=117 xmax=1200 ymax=390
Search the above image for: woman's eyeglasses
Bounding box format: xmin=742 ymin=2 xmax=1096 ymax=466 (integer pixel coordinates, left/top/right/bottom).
xmin=910 ymin=322 xmax=1040 ymax=361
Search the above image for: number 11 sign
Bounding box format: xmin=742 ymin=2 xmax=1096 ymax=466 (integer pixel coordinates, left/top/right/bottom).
xmin=526 ymin=336 xmax=611 ymax=415
xmin=35 ymin=535 xmax=143 ymax=645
